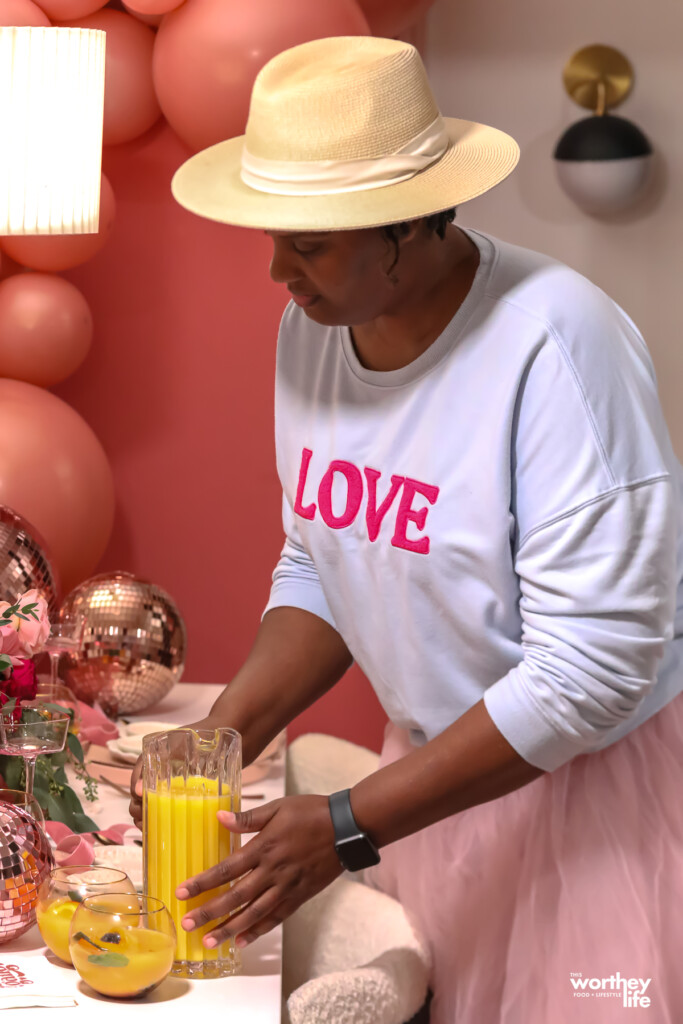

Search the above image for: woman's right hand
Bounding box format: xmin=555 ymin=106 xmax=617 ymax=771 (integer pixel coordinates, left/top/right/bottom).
xmin=128 ymin=717 xmax=220 ymax=829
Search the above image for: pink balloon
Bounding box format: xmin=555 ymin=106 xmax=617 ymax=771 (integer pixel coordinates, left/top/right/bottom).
xmin=121 ymin=0 xmax=162 ymax=26
xmin=0 ymin=250 xmax=26 ymax=281
xmin=0 ymin=274 xmax=92 ymax=388
xmin=69 ymin=10 xmax=161 ymax=146
xmin=356 ymin=0 xmax=435 ymax=36
xmin=0 ymin=174 xmax=116 ymax=272
xmin=153 ymin=0 xmax=370 ymax=153
xmin=0 ymin=379 xmax=115 ymax=596
xmin=0 ymin=0 xmax=50 ymax=25
xmin=123 ymin=0 xmax=181 ymax=15
xmin=34 ymin=0 xmax=106 ymax=20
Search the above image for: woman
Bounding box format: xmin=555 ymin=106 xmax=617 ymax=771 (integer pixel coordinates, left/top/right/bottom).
xmin=131 ymin=36 xmax=683 ymax=1022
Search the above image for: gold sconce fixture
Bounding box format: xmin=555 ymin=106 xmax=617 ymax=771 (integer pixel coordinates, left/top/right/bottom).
xmin=553 ymin=45 xmax=653 ymax=215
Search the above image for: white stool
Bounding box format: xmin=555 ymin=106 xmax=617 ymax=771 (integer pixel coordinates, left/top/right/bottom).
xmin=283 ymin=733 xmax=431 ymax=1024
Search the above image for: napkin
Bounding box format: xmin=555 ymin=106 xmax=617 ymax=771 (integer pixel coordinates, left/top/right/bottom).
xmin=44 ymin=820 xmax=138 ymax=866
xmin=0 ymin=954 xmax=76 ymax=1009
xmin=78 ymin=702 xmax=119 ymax=746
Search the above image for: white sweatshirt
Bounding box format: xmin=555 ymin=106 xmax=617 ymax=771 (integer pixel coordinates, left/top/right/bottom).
xmin=264 ymin=227 xmax=683 ymax=772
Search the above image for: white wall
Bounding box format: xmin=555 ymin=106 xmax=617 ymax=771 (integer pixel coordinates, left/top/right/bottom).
xmin=425 ymin=0 xmax=683 ymax=456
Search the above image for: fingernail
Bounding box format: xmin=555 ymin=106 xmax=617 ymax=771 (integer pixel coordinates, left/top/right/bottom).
xmin=181 ymin=917 xmax=194 ymax=931
xmin=236 ymin=936 xmax=249 ymax=948
xmin=135 ymin=782 xmax=143 ymax=795
xmin=203 ymin=936 xmax=217 ymax=949
xmin=217 ymin=811 xmax=236 ymax=824
xmin=176 ymin=887 xmax=190 ymax=899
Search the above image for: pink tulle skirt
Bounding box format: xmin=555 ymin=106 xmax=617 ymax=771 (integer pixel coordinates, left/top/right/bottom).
xmin=365 ymin=694 xmax=683 ymax=1024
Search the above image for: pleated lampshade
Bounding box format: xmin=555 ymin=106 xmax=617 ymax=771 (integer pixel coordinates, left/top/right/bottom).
xmin=0 ymin=27 xmax=106 ymax=236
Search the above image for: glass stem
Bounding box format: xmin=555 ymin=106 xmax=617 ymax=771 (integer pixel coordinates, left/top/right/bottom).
xmin=49 ymin=650 xmax=60 ymax=687
xmin=24 ymin=755 xmax=37 ymax=797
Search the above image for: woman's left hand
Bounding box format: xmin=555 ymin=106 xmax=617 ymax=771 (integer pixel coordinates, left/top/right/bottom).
xmin=176 ymin=794 xmax=344 ymax=949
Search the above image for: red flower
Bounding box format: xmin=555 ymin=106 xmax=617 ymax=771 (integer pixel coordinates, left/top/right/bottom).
xmin=0 ymin=660 xmax=38 ymax=719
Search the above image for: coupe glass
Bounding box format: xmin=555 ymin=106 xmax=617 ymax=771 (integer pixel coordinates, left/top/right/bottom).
xmin=69 ymin=894 xmax=176 ymax=999
xmin=44 ymin=619 xmax=85 ymax=688
xmin=37 ymin=865 xmax=136 ymax=965
xmin=0 ymin=702 xmax=70 ymax=797
xmin=34 ymin=681 xmax=81 ymax=736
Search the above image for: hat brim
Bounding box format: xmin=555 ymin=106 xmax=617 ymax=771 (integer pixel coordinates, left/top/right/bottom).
xmin=171 ymin=118 xmax=519 ymax=232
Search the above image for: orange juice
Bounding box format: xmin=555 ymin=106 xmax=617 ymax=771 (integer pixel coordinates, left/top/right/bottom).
xmin=145 ymin=775 xmax=238 ymax=971
xmin=36 ymin=897 xmax=80 ymax=962
xmin=70 ymin=926 xmax=175 ymax=998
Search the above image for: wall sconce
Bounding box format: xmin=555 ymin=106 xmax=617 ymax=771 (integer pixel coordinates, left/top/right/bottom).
xmin=553 ymin=44 xmax=653 ymax=215
xmin=0 ymin=27 xmax=106 ymax=236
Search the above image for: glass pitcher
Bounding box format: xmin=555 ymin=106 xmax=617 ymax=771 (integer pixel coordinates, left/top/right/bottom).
xmin=142 ymin=727 xmax=242 ymax=979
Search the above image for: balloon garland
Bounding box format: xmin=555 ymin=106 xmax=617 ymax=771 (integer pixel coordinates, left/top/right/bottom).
xmin=0 ymin=0 xmax=434 ymax=597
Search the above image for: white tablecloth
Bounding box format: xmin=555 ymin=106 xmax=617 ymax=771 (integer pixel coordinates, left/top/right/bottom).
xmin=1 ymin=683 xmax=285 ymax=1022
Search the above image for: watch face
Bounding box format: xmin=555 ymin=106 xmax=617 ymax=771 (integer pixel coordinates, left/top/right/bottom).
xmin=335 ymin=834 xmax=381 ymax=872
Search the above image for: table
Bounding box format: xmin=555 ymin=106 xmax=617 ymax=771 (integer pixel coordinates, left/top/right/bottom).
xmin=1 ymin=683 xmax=285 ymax=1022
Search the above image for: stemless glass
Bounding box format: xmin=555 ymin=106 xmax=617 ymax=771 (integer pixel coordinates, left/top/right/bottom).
xmin=0 ymin=703 xmax=70 ymax=797
xmin=37 ymin=865 xmax=136 ymax=965
xmin=69 ymin=893 xmax=175 ymax=999
xmin=0 ymin=787 xmax=44 ymax=825
xmin=143 ymin=727 xmax=242 ymax=979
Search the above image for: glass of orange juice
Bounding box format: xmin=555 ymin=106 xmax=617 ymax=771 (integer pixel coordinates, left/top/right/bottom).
xmin=69 ymin=893 xmax=175 ymax=999
xmin=37 ymin=865 xmax=136 ymax=964
xmin=142 ymin=727 xmax=241 ymax=979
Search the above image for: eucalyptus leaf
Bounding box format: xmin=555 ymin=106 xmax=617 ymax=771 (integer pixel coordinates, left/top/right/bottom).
xmin=2 ymin=757 xmax=24 ymax=790
xmin=87 ymin=952 xmax=129 ymax=968
xmin=31 ymin=773 xmax=50 ymax=805
xmin=67 ymin=732 xmax=84 ymax=761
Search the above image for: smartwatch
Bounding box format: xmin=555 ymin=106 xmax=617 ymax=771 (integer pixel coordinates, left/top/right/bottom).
xmin=328 ymin=789 xmax=381 ymax=872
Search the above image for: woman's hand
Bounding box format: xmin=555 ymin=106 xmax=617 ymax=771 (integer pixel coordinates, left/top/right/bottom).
xmin=176 ymin=794 xmax=343 ymax=949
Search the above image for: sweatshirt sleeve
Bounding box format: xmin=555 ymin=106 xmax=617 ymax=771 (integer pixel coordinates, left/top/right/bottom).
xmin=483 ymin=477 xmax=677 ymax=771
xmin=262 ymin=493 xmax=338 ymax=630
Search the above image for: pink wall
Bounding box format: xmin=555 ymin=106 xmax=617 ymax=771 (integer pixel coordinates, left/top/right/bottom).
xmin=53 ymin=122 xmax=388 ymax=752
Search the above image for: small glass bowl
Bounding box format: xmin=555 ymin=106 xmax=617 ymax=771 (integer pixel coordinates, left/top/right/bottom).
xmin=36 ymin=865 xmax=136 ymax=965
xmin=69 ymin=894 xmax=176 ymax=999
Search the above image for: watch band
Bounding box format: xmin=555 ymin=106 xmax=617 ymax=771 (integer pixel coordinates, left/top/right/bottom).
xmin=328 ymin=788 xmax=380 ymax=872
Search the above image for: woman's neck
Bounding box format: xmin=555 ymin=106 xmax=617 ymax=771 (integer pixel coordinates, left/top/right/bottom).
xmin=350 ymin=227 xmax=480 ymax=372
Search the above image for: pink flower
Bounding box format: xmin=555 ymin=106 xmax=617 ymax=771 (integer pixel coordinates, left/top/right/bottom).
xmin=0 ymin=621 xmax=24 ymax=667
xmin=0 ymin=590 xmax=50 ymax=658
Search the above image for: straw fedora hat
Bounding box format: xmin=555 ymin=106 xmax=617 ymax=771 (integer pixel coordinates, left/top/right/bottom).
xmin=171 ymin=35 xmax=520 ymax=232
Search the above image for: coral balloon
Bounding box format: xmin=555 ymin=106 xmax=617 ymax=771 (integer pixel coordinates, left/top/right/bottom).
xmin=0 ymin=274 xmax=92 ymax=388
xmin=0 ymin=380 xmax=115 ymax=596
xmin=124 ymin=0 xmax=181 ymax=15
xmin=122 ymin=1 xmax=162 ymax=27
xmin=34 ymin=0 xmax=105 ymax=19
xmin=69 ymin=10 xmax=161 ymax=146
xmin=0 ymin=174 xmax=115 ymax=272
xmin=356 ymin=0 xmax=435 ymax=37
xmin=0 ymin=251 xmax=25 ymax=281
xmin=153 ymin=0 xmax=370 ymax=153
xmin=0 ymin=0 xmax=50 ymax=25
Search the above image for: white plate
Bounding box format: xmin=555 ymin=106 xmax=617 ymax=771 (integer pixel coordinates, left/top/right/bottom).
xmin=121 ymin=721 xmax=173 ymax=738
xmin=93 ymin=843 xmax=143 ymax=890
xmin=105 ymin=739 xmax=138 ymax=764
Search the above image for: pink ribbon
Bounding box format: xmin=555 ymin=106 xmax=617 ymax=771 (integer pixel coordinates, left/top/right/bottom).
xmin=44 ymin=820 xmax=138 ymax=866
xmin=77 ymin=701 xmax=119 ymax=746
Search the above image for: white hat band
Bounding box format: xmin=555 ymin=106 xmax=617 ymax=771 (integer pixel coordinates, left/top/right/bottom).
xmin=240 ymin=116 xmax=450 ymax=197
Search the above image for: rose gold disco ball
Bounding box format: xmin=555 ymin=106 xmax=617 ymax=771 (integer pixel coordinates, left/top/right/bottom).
xmin=60 ymin=571 xmax=186 ymax=717
xmin=0 ymin=804 xmax=54 ymax=943
xmin=0 ymin=505 xmax=60 ymax=618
